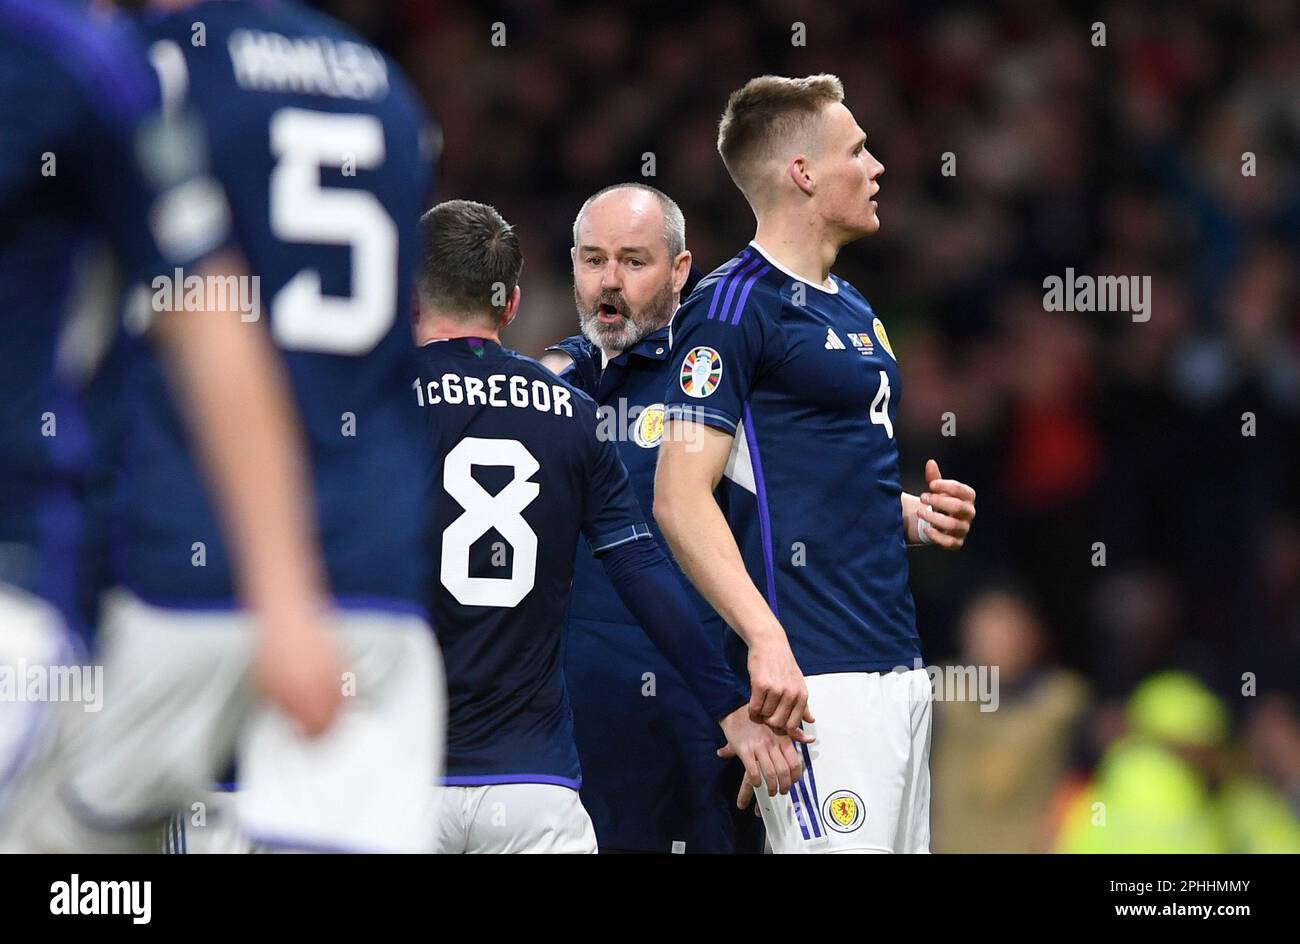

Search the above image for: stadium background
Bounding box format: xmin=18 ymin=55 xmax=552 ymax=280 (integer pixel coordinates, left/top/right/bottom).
xmin=308 ymin=0 xmax=1300 ymax=851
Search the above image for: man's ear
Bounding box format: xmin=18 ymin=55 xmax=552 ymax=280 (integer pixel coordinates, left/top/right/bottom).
xmin=788 ymin=155 xmax=815 ymax=197
xmin=671 ymin=250 xmax=692 ymax=297
xmin=411 ymin=303 xmax=426 ymax=342
xmin=500 ymin=284 xmax=522 ymax=329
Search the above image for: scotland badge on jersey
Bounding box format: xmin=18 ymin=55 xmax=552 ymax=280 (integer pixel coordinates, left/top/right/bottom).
xmin=633 ymin=404 xmax=666 ymax=448
xmin=872 ymin=318 xmax=895 ymax=360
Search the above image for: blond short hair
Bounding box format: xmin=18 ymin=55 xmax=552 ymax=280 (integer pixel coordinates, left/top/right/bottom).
xmin=717 ymin=74 xmax=845 ymax=203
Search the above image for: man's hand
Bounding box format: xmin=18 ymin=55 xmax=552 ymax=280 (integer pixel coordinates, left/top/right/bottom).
xmin=717 ymin=705 xmax=808 ymax=809
xmin=254 ymin=607 xmax=345 ymax=738
xmin=537 ymin=350 xmax=574 ymax=376
xmin=917 ymin=459 xmax=976 ymax=549
xmin=747 ymin=631 xmax=814 ymax=741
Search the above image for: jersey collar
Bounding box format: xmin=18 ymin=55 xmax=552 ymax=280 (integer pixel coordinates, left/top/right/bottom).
xmin=623 ymin=324 xmax=673 ymax=362
xmin=748 ymin=239 xmax=839 ymax=295
xmin=600 ymin=323 xmax=675 ymax=369
xmin=545 ymin=320 xmax=674 ymax=381
xmin=421 ymin=336 xmax=501 ymax=356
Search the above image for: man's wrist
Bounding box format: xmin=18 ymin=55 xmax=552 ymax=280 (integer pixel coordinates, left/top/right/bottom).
xmin=716 ymin=691 xmax=750 ymax=726
xmin=739 ymin=618 xmax=789 ymax=649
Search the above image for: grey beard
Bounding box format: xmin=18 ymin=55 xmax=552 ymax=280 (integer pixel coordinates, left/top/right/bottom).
xmin=576 ymin=282 xmax=675 ymax=357
xmin=579 ymin=314 xmax=646 ymax=354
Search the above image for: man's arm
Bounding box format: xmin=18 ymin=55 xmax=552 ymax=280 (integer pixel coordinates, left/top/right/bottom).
xmin=579 ymin=413 xmax=805 ymax=800
xmin=152 ymin=251 xmax=342 ymax=737
xmin=654 ymin=421 xmax=813 ymax=740
xmin=597 ymin=537 xmax=805 ymax=800
xmin=85 ymin=32 xmax=343 ymax=739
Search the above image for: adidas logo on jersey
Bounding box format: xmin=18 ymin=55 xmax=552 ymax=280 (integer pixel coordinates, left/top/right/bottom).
xmin=824 ymin=328 xmax=846 ymax=350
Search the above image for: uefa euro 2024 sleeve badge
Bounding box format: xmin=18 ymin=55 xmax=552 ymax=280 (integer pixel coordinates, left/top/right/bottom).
xmin=679 ymin=346 xmax=722 ymax=398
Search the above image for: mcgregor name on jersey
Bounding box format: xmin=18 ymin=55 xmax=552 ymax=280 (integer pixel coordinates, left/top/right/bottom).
xmin=413 ymin=371 xmax=574 ymax=417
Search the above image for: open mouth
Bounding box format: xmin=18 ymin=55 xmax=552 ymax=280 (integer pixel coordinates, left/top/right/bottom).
xmin=596 ymin=302 xmax=623 ymax=324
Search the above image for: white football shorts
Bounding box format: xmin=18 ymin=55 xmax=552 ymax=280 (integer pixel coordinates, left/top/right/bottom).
xmin=0 ymin=584 xmax=72 ymax=831
xmin=30 ymin=588 xmax=444 ymax=853
xmin=756 ymin=668 xmax=933 ymax=854
xmin=435 ymin=782 xmax=597 ymax=854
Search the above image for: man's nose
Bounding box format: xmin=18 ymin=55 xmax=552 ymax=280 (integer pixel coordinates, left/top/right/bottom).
xmin=600 ymin=262 xmax=623 ymax=290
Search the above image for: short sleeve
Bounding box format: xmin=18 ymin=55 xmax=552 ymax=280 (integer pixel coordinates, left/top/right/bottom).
xmin=662 ymin=277 xmax=769 ymax=435
xmin=76 ymin=27 xmax=232 ymax=284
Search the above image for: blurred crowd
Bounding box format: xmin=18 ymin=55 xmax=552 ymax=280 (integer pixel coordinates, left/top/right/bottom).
xmin=315 ymin=0 xmax=1300 ymax=851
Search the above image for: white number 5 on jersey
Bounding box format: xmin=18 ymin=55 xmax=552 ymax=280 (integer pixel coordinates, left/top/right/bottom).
xmin=269 ymin=108 xmax=398 ymax=355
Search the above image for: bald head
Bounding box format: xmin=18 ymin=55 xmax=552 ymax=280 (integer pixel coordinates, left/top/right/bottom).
xmin=572 ymin=183 xmax=684 ymax=259
xmin=570 ymin=183 xmax=691 ymax=355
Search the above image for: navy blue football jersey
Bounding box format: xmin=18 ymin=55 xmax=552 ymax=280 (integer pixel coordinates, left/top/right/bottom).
xmin=664 ymin=241 xmax=923 ymax=676
xmin=549 ymin=327 xmax=762 ymax=853
xmin=117 ymin=0 xmax=435 ymax=611
xmin=416 ymin=338 xmax=654 ymax=786
xmin=0 ymin=0 xmax=229 ymax=622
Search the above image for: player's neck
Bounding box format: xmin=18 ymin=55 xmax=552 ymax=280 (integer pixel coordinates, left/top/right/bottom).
xmin=415 ymin=317 xmax=500 ymax=346
xmin=752 ymin=218 xmax=840 ymax=290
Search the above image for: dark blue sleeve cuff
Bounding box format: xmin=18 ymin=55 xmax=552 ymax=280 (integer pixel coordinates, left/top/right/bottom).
xmin=663 ymin=404 xmax=739 ymax=435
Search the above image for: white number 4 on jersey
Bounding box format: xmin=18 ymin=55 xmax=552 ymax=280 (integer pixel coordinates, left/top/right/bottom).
xmin=870 ymin=370 xmax=894 ymax=439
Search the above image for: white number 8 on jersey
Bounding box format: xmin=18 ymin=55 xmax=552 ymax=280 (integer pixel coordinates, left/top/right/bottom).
xmin=440 ymin=438 xmax=540 ymax=607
